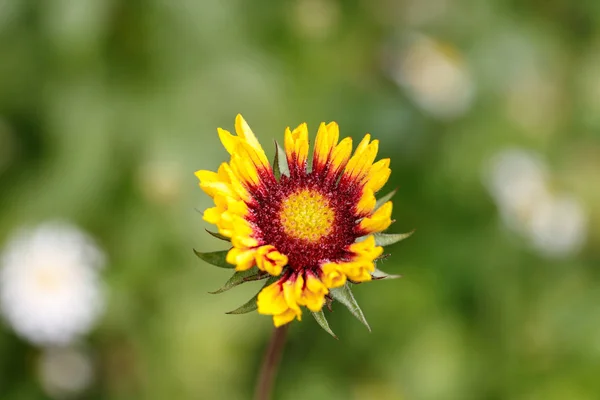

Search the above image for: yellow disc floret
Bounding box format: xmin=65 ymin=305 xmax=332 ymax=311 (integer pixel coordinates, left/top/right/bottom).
xmin=280 ymin=189 xmax=335 ymax=242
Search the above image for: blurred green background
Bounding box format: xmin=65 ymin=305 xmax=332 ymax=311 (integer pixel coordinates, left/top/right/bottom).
xmin=1 ymin=0 xmax=600 ymax=399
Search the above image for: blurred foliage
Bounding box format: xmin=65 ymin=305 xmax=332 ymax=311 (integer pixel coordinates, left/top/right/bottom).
xmin=1 ymin=0 xmax=600 ymax=399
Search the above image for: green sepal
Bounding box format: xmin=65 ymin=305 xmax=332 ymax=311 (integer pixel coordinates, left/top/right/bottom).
xmin=374 ymin=230 xmax=414 ymax=247
xmin=375 ymin=188 xmax=398 ymax=210
xmin=209 ymin=267 xmax=269 ymax=294
xmin=273 ymin=140 xmax=289 ymax=180
xmin=330 ymin=283 xmax=371 ymax=332
xmin=193 ymin=249 xmax=234 ymax=269
xmin=312 ymin=310 xmax=338 ymax=339
xmin=371 ymin=268 xmax=401 ymax=280
xmin=205 ymin=229 xmax=231 ymax=242
xmin=226 ymin=276 xmax=280 ymax=314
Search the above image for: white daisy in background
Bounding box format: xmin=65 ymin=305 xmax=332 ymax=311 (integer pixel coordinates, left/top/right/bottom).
xmin=384 ymin=33 xmax=476 ymax=120
xmin=0 ymin=221 xmax=106 ymax=346
xmin=528 ymin=193 xmax=587 ymax=258
xmin=483 ymin=148 xmax=588 ymax=258
xmin=484 ymin=148 xmax=549 ymax=233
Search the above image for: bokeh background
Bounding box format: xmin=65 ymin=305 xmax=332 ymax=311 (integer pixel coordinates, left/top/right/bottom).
xmin=1 ymin=0 xmax=600 ymax=399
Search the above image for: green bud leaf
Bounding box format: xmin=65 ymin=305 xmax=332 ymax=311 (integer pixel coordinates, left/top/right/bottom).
xmin=209 ymin=267 xmax=268 ymax=294
xmin=312 ymin=310 xmax=338 ymax=339
xmin=273 ymin=140 xmax=289 ymax=180
xmin=330 ymin=283 xmax=371 ymax=332
xmin=371 ymin=268 xmax=401 ymax=280
xmin=374 ymin=230 xmax=414 ymax=247
xmin=205 ymin=229 xmax=231 ymax=242
xmin=193 ymin=249 xmax=234 ymax=269
xmin=273 ymin=142 xmax=281 ymax=180
xmin=226 ymin=276 xmax=280 ymax=314
xmin=375 ymin=188 xmax=398 ymax=210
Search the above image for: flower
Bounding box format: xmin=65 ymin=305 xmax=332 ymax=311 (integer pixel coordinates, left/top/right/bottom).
xmin=385 ymin=34 xmax=475 ymax=120
xmin=196 ymin=115 xmax=409 ymax=330
xmin=0 ymin=221 xmax=106 ymax=346
xmin=483 ymin=148 xmax=588 ymax=258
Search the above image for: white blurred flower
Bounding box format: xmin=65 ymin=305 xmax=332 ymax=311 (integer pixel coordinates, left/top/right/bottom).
xmin=485 ymin=148 xmax=549 ymax=232
xmin=0 ymin=222 xmax=106 ymax=346
xmin=484 ymin=148 xmax=588 ymax=258
xmin=386 ymin=34 xmax=475 ymax=119
xmin=38 ymin=346 xmax=94 ymax=399
xmin=528 ymin=194 xmax=587 ymax=258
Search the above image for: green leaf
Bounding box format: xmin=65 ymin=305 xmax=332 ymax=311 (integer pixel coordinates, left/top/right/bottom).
xmin=226 ymin=276 xmax=280 ymax=314
xmin=371 ymin=268 xmax=402 ymax=280
xmin=375 ymin=188 xmax=398 ymax=210
xmin=330 ymin=283 xmax=371 ymax=332
xmin=209 ymin=267 xmax=268 ymax=294
xmin=193 ymin=249 xmax=234 ymax=269
xmin=273 ymin=140 xmax=289 ymax=179
xmin=273 ymin=142 xmax=281 ymax=180
xmin=205 ymin=229 xmax=231 ymax=242
xmin=374 ymin=230 xmax=414 ymax=246
xmin=312 ymin=310 xmax=338 ymax=339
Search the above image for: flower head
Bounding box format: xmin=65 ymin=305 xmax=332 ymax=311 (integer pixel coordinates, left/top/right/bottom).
xmin=195 ymin=115 xmax=410 ymax=332
xmin=0 ymin=222 xmax=106 ymax=346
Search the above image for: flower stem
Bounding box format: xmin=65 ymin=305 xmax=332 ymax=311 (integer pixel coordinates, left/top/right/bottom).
xmin=254 ymin=325 xmax=290 ymax=400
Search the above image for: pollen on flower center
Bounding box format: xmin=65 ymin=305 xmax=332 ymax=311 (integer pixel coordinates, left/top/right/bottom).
xmin=279 ymin=189 xmax=335 ymax=242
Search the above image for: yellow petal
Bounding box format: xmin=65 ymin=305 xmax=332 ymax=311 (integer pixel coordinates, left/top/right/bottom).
xmin=284 ymin=123 xmax=309 ymax=172
xmin=313 ymin=122 xmax=339 ymax=168
xmin=354 ymin=134 xmax=371 ymax=155
xmin=257 ymin=281 xmax=288 ymax=315
xmin=203 ymin=206 xmax=223 ymax=225
xmin=355 ymin=187 xmax=376 ymax=216
xmin=282 ymin=278 xmax=302 ymax=314
xmin=230 ymin=152 xmax=260 ymax=187
xmin=234 ymin=114 xmax=270 ymax=167
xmin=340 ymin=260 xmax=374 ymax=282
xmin=226 ymin=247 xmax=256 ymax=271
xmin=326 ymin=122 xmax=340 ymax=144
xmin=272 ymin=308 xmax=298 ymax=327
xmin=344 ymin=140 xmax=379 ymax=182
xmin=224 ymin=197 xmax=249 ymax=217
xmin=320 ymin=263 xmax=347 ymax=288
xmin=359 ymin=201 xmax=393 ymax=233
xmin=327 ymin=137 xmax=353 ymax=179
xmin=229 ymin=216 xmax=259 ymax=248
xmin=258 ymin=277 xmax=303 ymax=326
xmin=255 ymin=245 xmax=288 ymax=276
xmin=298 ymin=274 xmax=328 ymax=312
xmin=196 ymin=166 xmax=235 ymax=198
xmin=221 ymin=163 xmax=251 ymax=202
xmin=350 ymin=235 xmax=383 ymax=260
xmin=362 ymin=158 xmax=391 ymax=193
xmin=217 ymin=128 xmax=238 ymax=155
xmin=194 ymin=169 xmax=218 ymax=183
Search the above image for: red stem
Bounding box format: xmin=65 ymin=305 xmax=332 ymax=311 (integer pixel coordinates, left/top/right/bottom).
xmin=254 ymin=325 xmax=290 ymax=400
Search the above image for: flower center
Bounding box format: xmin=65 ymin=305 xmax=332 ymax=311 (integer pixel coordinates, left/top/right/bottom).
xmin=33 ymin=266 xmax=67 ymax=294
xmin=279 ymin=189 xmax=335 ymax=242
